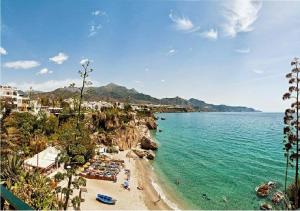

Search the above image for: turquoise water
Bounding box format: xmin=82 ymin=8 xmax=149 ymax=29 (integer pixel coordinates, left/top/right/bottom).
xmin=152 ymin=112 xmax=293 ymax=210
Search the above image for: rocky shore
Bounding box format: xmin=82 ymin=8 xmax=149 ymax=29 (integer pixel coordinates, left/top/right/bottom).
xmin=83 ymin=110 xmax=175 ymax=210
xmin=89 ymin=110 xmax=159 ymax=160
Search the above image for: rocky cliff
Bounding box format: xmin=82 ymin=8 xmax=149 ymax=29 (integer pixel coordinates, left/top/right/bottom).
xmin=88 ymin=109 xmax=158 ymax=152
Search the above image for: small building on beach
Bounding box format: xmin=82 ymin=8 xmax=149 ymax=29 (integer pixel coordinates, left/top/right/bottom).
xmin=24 ymin=146 xmax=60 ymax=174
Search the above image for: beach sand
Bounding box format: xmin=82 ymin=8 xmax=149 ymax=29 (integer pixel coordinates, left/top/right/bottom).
xmin=135 ymin=158 xmax=172 ymax=210
xmin=80 ymin=150 xmax=172 ymax=210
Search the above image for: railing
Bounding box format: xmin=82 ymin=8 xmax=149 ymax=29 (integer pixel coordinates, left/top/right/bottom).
xmin=0 ymin=185 xmax=33 ymax=210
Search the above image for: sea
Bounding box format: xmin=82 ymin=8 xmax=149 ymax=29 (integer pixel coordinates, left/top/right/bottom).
xmin=150 ymin=112 xmax=293 ymax=210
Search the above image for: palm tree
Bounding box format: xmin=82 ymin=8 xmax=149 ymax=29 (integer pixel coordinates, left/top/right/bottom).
xmin=12 ymin=172 xmax=59 ymax=210
xmin=1 ymin=154 xmax=23 ymax=186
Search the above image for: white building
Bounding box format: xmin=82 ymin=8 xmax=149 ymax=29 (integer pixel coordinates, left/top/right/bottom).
xmin=81 ymin=100 xmax=113 ymax=111
xmin=24 ymin=146 xmax=60 ymax=173
xmin=0 ymin=85 xmax=30 ymax=112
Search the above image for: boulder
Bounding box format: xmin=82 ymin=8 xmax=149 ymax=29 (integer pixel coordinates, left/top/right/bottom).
xmin=256 ymin=182 xmax=276 ymax=197
xmin=133 ymin=149 xmax=146 ymax=158
xmin=126 ymin=150 xmax=138 ymax=158
xmin=260 ymin=203 xmax=272 ymax=210
xmin=145 ymin=118 xmax=157 ymax=130
xmin=272 ymin=191 xmax=284 ymax=204
xmin=256 ymin=184 xmax=270 ymax=197
xmin=146 ymin=150 xmax=155 ymax=160
xmin=141 ymin=136 xmax=158 ymax=150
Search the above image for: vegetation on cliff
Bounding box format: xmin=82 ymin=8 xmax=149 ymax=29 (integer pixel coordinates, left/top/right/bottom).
xmin=0 ymin=62 xmax=159 ymax=210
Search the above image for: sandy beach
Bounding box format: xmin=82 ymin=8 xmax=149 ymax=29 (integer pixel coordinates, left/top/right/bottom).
xmin=79 ymin=150 xmax=173 ymax=210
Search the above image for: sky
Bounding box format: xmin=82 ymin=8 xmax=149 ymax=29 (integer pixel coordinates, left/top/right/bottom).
xmin=1 ymin=0 xmax=300 ymax=112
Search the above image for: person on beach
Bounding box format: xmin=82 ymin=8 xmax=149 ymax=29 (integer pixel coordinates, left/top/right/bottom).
xmin=154 ymin=194 xmax=161 ymax=205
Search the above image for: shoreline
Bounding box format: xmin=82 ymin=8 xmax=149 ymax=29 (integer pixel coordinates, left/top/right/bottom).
xmin=135 ymin=158 xmax=172 ymax=210
xmin=138 ymin=119 xmax=185 ymax=210
xmin=147 ymin=130 xmax=191 ymax=211
xmin=135 ymin=158 xmax=184 ymax=210
xmin=79 ymin=149 xmax=181 ymax=210
xmin=79 ymin=116 xmax=184 ymax=210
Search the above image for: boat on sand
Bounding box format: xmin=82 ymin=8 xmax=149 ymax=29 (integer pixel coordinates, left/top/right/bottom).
xmin=96 ymin=194 xmax=116 ymax=205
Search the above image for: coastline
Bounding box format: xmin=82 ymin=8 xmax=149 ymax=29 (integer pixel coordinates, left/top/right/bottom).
xmin=78 ymin=115 xmax=184 ymax=210
xmin=135 ymin=158 xmax=172 ymax=210
xmin=78 ymin=149 xmax=181 ymax=210
xmin=138 ymin=116 xmax=185 ymax=210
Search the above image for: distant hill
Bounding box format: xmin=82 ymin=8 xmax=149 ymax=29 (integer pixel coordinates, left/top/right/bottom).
xmin=188 ymin=98 xmax=257 ymax=112
xmin=32 ymin=83 xmax=258 ymax=112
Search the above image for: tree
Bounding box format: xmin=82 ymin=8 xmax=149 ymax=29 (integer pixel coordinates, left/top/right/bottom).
xmin=77 ymin=61 xmax=93 ymax=128
xmin=11 ymin=171 xmax=59 ymax=210
xmin=1 ymin=154 xmax=23 ymax=186
xmin=2 ymin=112 xmax=37 ymax=155
xmin=45 ymin=114 xmax=59 ymax=135
xmin=56 ymin=61 xmax=94 ymax=210
xmin=283 ymin=57 xmax=300 ymax=208
xmin=0 ymin=97 xmax=14 ymax=119
xmin=55 ymin=121 xmax=91 ymax=210
xmin=1 ymin=111 xmax=60 ymax=157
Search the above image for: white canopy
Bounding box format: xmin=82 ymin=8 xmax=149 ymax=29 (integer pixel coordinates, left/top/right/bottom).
xmin=24 ymin=146 xmax=60 ymax=169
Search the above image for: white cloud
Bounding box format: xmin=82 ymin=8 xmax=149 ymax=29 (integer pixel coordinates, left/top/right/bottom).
xmin=37 ymin=68 xmax=53 ymax=75
xmin=7 ymin=79 xmax=101 ymax=92
xmin=80 ymin=59 xmax=89 ymax=65
xmin=253 ymin=69 xmax=264 ymax=74
xmin=4 ymin=60 xmax=40 ymax=69
xmin=80 ymin=58 xmax=94 ymax=65
xmin=201 ymin=29 xmax=218 ymax=40
xmin=167 ymin=49 xmax=177 ymax=56
xmin=0 ymin=47 xmax=7 ymax=55
xmin=235 ymin=48 xmax=251 ymax=53
xmin=88 ymin=23 xmax=102 ymax=37
xmin=49 ymin=52 xmax=68 ymax=64
xmin=161 ymin=79 xmax=165 ymax=83
xmin=223 ymin=0 xmax=262 ymax=37
xmin=169 ymin=10 xmax=199 ymax=32
xmin=92 ymin=10 xmax=106 ymax=16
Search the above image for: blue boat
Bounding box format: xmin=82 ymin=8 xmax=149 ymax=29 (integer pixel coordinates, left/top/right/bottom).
xmin=96 ymin=194 xmax=116 ymax=205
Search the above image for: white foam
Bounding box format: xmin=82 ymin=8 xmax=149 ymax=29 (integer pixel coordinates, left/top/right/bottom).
xmin=151 ymin=180 xmax=181 ymax=210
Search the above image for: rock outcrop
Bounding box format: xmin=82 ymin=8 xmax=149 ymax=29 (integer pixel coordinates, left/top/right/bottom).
xmin=141 ymin=136 xmax=158 ymax=150
xmin=138 ymin=116 xmax=157 ymax=130
xmin=89 ymin=110 xmax=159 ymax=153
xmin=126 ymin=150 xmax=139 ymax=158
xmin=146 ymin=119 xmax=157 ymax=130
xmin=133 ymin=149 xmax=146 ymax=158
xmin=146 ymin=150 xmax=155 ymax=160
xmin=256 ymin=181 xmax=276 ymax=197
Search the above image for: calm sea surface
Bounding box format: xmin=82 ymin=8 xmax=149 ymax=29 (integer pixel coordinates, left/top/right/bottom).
xmin=152 ymin=112 xmax=293 ymax=210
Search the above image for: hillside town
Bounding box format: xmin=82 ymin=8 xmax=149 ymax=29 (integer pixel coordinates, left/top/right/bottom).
xmin=0 ymin=85 xmax=192 ymax=118
xmin=0 ymin=76 xmax=172 ymax=210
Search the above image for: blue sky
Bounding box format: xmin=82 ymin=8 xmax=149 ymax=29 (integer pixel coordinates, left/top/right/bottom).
xmin=1 ymin=0 xmax=300 ymax=112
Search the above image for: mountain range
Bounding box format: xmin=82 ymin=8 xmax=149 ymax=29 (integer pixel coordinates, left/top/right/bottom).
xmin=33 ymin=83 xmax=258 ymax=112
